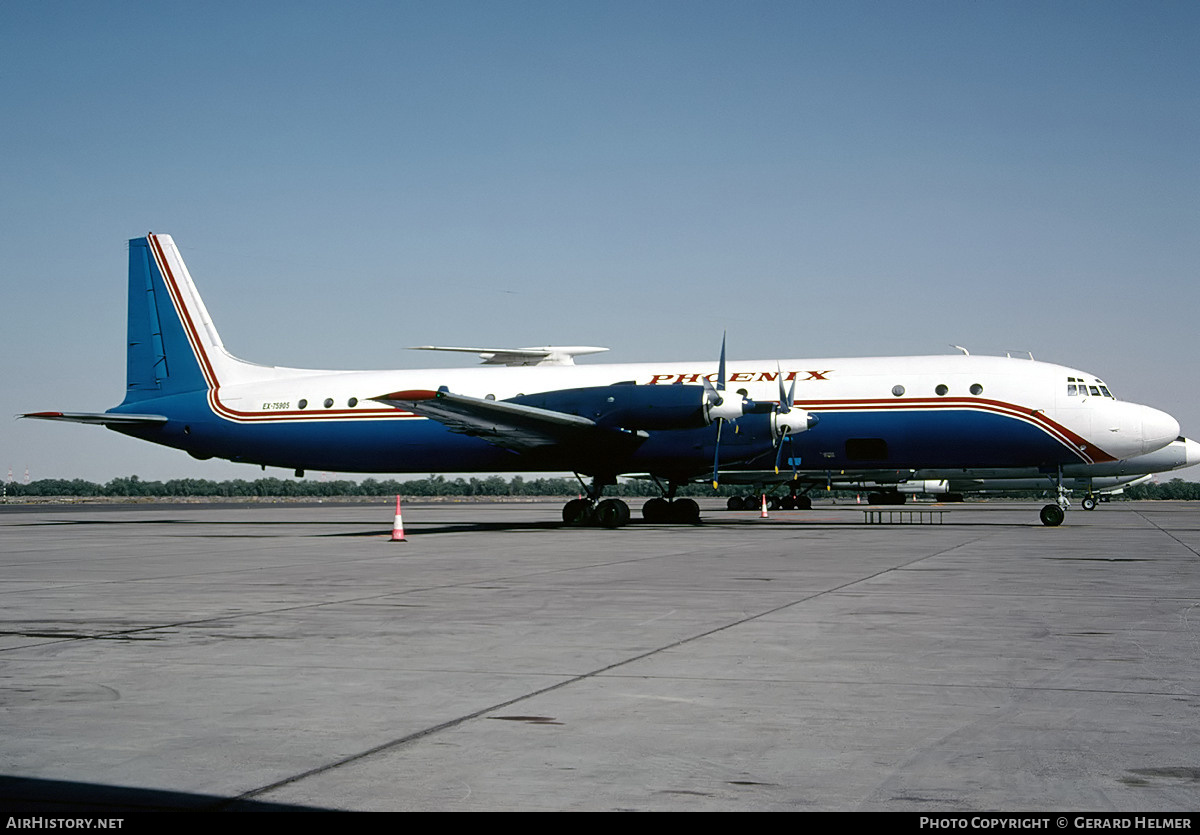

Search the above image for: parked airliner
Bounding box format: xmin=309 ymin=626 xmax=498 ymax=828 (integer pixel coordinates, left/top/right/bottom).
xmin=23 ymin=234 xmax=1182 ymax=527
xmin=735 ymin=436 xmax=1198 ymax=510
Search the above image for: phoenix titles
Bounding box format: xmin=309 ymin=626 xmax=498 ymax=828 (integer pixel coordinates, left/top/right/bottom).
xmin=647 ymin=370 xmax=833 ymax=385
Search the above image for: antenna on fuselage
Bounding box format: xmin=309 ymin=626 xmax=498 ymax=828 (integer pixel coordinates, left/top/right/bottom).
xmin=951 ymin=345 xmax=970 ymax=355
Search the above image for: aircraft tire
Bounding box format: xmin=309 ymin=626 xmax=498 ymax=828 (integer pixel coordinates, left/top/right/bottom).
xmin=1039 ymin=504 xmax=1065 ymax=527
xmin=726 ymin=496 xmax=745 ymax=511
xmin=670 ymin=498 xmax=701 ymax=524
xmin=642 ymin=498 xmax=670 ymax=523
xmin=867 ymin=492 xmax=900 ymax=505
xmin=595 ymin=499 xmax=630 ymax=529
xmin=1081 ymin=496 xmax=1097 ymax=511
xmin=562 ymin=499 xmax=593 ymax=526
xmin=795 ymin=495 xmax=812 ymax=509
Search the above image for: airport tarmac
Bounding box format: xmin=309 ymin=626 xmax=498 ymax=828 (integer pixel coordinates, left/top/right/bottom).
xmin=1 ymin=499 xmax=1197 ymax=812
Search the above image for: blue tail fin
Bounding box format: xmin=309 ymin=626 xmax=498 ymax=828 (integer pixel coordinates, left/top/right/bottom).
xmin=122 ymin=234 xmax=239 ymax=403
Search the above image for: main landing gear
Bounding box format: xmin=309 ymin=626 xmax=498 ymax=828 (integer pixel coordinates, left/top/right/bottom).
xmin=641 ymin=496 xmax=700 ymax=523
xmin=560 ymin=474 xmax=704 ymax=528
xmin=725 ymin=486 xmax=813 ymax=511
xmin=642 ymin=478 xmax=702 ymax=523
xmin=562 ymin=496 xmax=631 ymax=528
xmin=561 ymin=474 xmax=633 ymax=528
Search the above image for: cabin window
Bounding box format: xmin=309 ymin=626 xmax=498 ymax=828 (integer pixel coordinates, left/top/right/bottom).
xmin=348 ymin=397 xmax=358 ymax=407
xmin=1067 ymin=385 xmax=1078 ymax=396
xmin=298 ymin=399 xmax=308 ymax=409
xmin=970 ymin=383 xmax=983 ymax=395
xmin=846 ymin=438 xmax=889 ymax=461
xmin=1088 ymin=386 xmax=1101 ymax=396
xmin=935 ymin=384 xmax=948 ymax=396
xmin=891 ymin=385 xmax=905 ymax=397
xmin=323 ymin=398 xmax=334 ymax=408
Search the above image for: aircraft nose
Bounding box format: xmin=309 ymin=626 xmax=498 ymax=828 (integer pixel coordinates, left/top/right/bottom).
xmin=1138 ymin=406 xmax=1180 ymax=455
xmin=1182 ymin=437 xmax=1200 ymax=466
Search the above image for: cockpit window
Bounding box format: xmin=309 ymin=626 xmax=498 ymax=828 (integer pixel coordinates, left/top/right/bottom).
xmin=1066 ymin=377 xmax=1115 ymax=399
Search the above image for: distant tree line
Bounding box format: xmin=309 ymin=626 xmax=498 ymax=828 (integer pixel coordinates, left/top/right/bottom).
xmin=4 ymin=475 xmax=1198 ymax=500
xmin=2 ymin=474 xmax=744 ymax=499
xmin=1123 ymin=479 xmax=1200 ymax=500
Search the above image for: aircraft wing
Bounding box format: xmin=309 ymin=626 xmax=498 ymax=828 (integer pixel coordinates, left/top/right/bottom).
xmin=20 ymin=411 xmax=168 ymax=426
xmin=371 ymin=389 xmax=646 ymax=454
xmin=706 ymin=468 xmax=909 ymax=485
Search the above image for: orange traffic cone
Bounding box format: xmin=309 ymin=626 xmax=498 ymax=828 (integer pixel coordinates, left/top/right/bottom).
xmin=391 ymin=495 xmax=406 ymax=542
xmin=760 ymin=494 xmax=769 ymax=518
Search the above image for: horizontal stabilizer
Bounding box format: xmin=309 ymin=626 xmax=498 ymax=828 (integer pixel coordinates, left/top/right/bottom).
xmin=409 ymin=345 xmax=609 ymax=366
xmin=20 ymin=411 xmax=168 ymax=426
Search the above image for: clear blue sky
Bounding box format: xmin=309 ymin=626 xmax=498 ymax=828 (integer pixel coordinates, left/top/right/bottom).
xmin=3 ymin=1 xmax=1197 ymax=483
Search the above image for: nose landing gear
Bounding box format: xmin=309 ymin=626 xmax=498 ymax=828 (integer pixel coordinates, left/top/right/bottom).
xmin=1040 ymin=467 xmax=1070 ymax=527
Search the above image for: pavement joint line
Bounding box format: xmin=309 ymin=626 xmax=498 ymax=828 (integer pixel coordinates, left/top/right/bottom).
xmin=230 ymin=534 xmax=990 ymax=805
xmin=1131 ymin=510 xmax=1200 ymax=558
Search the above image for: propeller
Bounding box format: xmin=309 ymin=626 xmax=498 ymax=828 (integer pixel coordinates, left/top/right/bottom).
xmin=770 ymin=364 xmax=819 ymax=477
xmin=705 ymin=335 xmax=731 ymax=489
xmin=704 ymin=334 xmax=772 ymax=488
xmin=773 ymin=367 xmax=798 ymax=475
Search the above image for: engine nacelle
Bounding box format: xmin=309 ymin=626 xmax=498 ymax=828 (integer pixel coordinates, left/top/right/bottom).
xmin=896 ymin=479 xmax=949 ymax=494
xmin=771 ymin=408 xmax=818 ymax=440
xmin=512 ymin=385 xmax=712 ymax=430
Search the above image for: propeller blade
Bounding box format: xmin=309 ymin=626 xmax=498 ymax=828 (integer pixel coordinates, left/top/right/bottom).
xmin=712 ymin=418 xmax=724 ymax=489
xmin=702 ymin=376 xmax=722 ymax=407
xmin=718 ymin=332 xmax=727 ymax=391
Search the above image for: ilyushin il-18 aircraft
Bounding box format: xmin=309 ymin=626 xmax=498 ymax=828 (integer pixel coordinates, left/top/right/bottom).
xmin=24 ymin=234 xmax=1184 ymax=528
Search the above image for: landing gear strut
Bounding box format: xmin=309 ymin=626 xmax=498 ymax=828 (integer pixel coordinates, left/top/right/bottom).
xmin=1039 ymin=467 xmax=1070 ymax=527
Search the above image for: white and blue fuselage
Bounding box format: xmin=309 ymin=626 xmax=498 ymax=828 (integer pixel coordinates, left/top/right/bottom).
xmin=27 ymin=235 xmax=1182 ymax=518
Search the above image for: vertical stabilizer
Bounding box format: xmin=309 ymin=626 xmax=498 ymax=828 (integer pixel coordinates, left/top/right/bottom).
xmin=122 ymin=234 xmax=243 ymax=403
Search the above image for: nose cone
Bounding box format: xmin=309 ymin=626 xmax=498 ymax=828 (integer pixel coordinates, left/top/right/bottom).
xmin=1183 ymin=437 xmax=1200 ymax=466
xmin=1096 ymin=401 xmax=1180 ymax=459
xmin=1137 ymin=406 xmax=1180 ymax=455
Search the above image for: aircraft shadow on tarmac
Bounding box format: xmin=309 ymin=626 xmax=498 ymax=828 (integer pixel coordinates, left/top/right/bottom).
xmin=334 ymin=514 xmax=1058 ymax=536
xmin=0 ymin=775 xmax=334 ymax=814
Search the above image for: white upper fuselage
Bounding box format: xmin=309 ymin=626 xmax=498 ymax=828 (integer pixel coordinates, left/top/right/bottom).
xmin=206 ymin=353 xmax=1177 ymax=465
